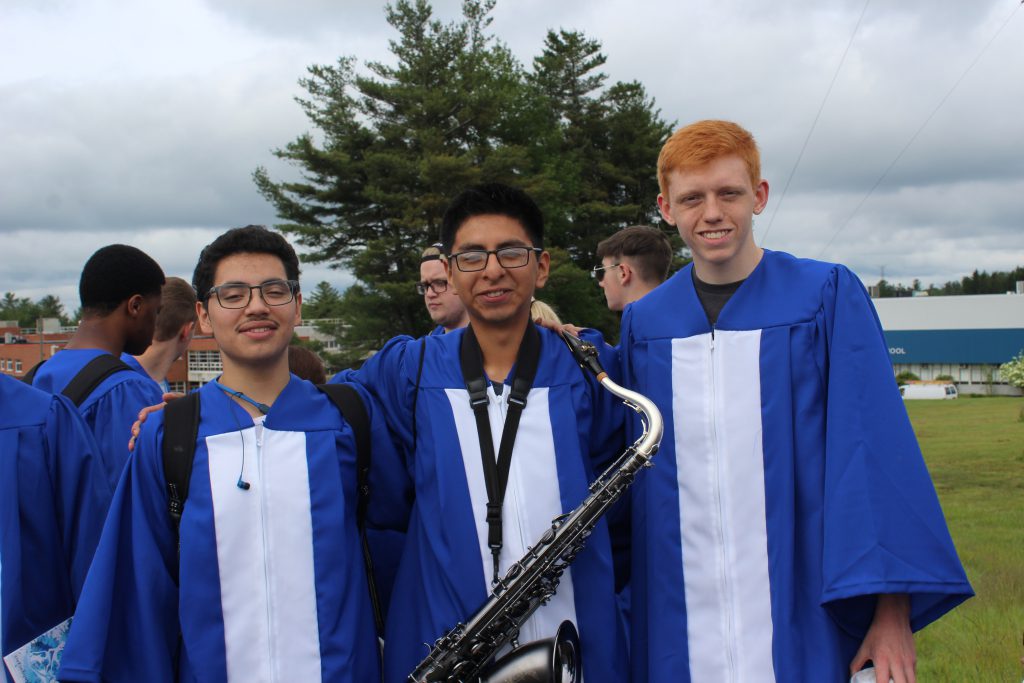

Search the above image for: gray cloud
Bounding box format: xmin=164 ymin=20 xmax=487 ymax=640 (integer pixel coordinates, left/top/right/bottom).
xmin=1 ymin=0 xmax=1022 ymax=310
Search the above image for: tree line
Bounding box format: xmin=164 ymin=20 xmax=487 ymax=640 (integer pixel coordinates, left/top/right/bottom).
xmin=1 ymin=292 xmax=76 ymax=328
xmin=875 ymin=266 xmax=1024 ymax=298
xmin=253 ymin=0 xmax=678 ymax=366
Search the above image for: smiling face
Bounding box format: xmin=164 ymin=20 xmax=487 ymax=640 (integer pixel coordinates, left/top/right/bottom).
xmin=419 ymin=258 xmax=467 ymax=332
xmin=197 ymin=252 xmax=301 ymax=375
xmin=658 ymin=154 xmax=769 ymax=284
xmin=445 ymin=214 xmax=549 ymax=332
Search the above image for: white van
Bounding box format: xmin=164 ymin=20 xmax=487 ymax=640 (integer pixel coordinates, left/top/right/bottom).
xmin=900 ymin=383 xmax=958 ymax=400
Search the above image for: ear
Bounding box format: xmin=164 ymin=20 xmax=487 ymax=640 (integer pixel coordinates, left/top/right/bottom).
xmin=752 ymin=180 xmax=770 ymax=215
xmin=126 ymin=294 xmax=145 ymax=318
xmin=619 ymin=262 xmax=633 ymax=286
xmin=293 ymin=292 xmax=303 ymax=326
xmin=196 ymin=301 xmax=214 ymax=336
xmin=657 ymin=194 xmax=675 ymax=225
xmin=179 ymin=320 xmax=196 ymax=343
xmin=442 ymin=256 xmax=458 ymax=294
xmin=534 ymin=250 xmax=551 ymax=290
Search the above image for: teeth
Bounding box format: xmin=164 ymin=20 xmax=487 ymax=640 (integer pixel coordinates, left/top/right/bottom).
xmin=703 ymin=230 xmax=728 ymax=239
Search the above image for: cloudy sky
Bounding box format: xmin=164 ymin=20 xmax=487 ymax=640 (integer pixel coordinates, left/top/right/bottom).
xmin=2 ymin=0 xmax=1023 ymax=313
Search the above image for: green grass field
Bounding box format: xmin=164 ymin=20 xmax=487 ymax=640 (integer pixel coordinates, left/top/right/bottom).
xmin=907 ymin=397 xmax=1024 ymax=681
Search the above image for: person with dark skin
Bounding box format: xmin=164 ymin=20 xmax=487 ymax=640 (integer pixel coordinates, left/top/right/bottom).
xmin=124 ymin=276 xmax=197 ymax=392
xmin=31 ymin=244 xmax=165 ymax=491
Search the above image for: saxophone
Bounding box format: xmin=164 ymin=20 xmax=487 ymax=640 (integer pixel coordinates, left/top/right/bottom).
xmin=408 ymin=331 xmax=664 ymax=683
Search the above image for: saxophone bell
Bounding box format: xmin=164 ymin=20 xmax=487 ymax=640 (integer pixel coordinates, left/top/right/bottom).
xmin=478 ymin=620 xmax=581 ymax=683
xmin=409 ymin=331 xmax=662 ymax=683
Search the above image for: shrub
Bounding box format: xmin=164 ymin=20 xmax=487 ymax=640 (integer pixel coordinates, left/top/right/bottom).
xmin=999 ymin=350 xmax=1024 ymax=390
xmin=895 ymin=371 xmax=920 ymax=386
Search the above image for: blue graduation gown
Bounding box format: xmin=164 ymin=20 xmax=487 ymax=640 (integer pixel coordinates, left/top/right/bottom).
xmin=338 ymin=324 xmax=629 ymax=683
xmin=620 ymin=250 xmax=973 ymax=682
xmin=0 ymin=376 xmax=110 ymax=681
xmin=58 ymin=376 xmax=408 ymax=683
xmin=32 ymin=349 xmax=165 ymax=491
xmin=119 ymin=353 xmax=162 ymax=390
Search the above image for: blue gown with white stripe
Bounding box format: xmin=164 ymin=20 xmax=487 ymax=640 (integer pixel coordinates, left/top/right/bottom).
xmin=0 ymin=376 xmax=110 ymax=681
xmin=620 ymin=250 xmax=973 ymax=682
xmin=337 ymin=324 xmax=629 ymax=683
xmin=32 ymin=349 xmax=165 ymax=492
xmin=58 ymin=376 xmax=409 ymax=683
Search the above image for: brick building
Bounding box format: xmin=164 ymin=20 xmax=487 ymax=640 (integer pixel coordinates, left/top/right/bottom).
xmin=0 ymin=319 xmax=342 ymax=391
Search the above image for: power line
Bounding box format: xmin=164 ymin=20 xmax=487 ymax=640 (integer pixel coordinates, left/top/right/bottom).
xmin=761 ymin=0 xmax=871 ymax=246
xmin=817 ymin=1 xmax=1024 ymax=258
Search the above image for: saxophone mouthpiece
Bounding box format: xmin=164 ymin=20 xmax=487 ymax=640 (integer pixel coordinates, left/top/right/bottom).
xmin=560 ymin=330 xmax=607 ymax=380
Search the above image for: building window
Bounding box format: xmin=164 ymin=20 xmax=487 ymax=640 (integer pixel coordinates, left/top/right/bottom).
xmin=188 ymin=350 xmax=223 ymax=372
xmin=15 ymin=359 xmax=22 ymax=373
xmin=167 ymin=381 xmax=187 ymax=394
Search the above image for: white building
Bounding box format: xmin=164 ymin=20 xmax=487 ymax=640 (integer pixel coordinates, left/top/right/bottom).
xmin=872 ymin=291 xmax=1024 ymax=396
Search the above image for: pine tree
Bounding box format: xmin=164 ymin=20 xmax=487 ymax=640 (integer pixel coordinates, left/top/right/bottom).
xmin=254 ymin=1 xmax=672 ymax=351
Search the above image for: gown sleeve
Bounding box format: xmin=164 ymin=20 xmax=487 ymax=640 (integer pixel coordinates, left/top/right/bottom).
xmin=83 ymin=379 xmax=165 ymax=492
xmin=59 ymin=414 xmax=180 ymax=683
xmin=44 ymin=395 xmax=113 ymax=603
xmin=818 ymin=265 xmax=973 ymax=636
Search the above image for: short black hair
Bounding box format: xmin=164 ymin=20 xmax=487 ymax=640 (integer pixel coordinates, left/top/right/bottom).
xmin=440 ymin=183 xmax=544 ymax=252
xmin=193 ymin=225 xmax=300 ymax=304
xmin=79 ymin=244 xmax=165 ymax=315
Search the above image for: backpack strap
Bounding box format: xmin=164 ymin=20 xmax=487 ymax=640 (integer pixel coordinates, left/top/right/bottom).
xmin=163 ymin=392 xmax=201 ymax=537
xmin=160 ymin=391 xmax=199 ymax=681
xmin=316 ymin=383 xmax=383 ymax=637
xmin=411 ymin=337 xmax=427 ymax=451
xmin=22 ymin=360 xmax=45 ymax=385
xmin=62 ymin=354 xmax=133 ymax=407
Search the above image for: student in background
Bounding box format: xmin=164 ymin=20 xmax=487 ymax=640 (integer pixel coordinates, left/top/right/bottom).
xmin=592 ymin=225 xmax=672 ymax=312
xmin=288 ymin=344 xmax=327 ymax=384
xmin=418 ymin=244 xmax=468 ymax=334
xmin=31 ymin=244 xmax=165 ymax=491
xmin=122 ymin=277 xmax=197 ymax=393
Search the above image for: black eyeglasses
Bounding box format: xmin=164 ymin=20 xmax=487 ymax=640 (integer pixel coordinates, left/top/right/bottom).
xmin=207 ymin=279 xmax=299 ymax=309
xmin=416 ymin=279 xmax=449 ymax=296
xmin=590 ymin=263 xmax=621 ymax=282
xmin=448 ymin=246 xmax=542 ymax=272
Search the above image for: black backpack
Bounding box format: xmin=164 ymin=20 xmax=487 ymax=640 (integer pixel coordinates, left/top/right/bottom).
xmin=23 ymin=354 xmax=132 ymax=406
xmin=160 ymin=383 xmax=383 ymax=634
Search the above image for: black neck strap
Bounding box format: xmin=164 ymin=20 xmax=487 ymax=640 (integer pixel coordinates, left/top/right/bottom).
xmin=460 ymin=322 xmax=541 ymax=584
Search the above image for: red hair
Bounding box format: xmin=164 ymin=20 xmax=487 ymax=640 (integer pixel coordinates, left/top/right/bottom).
xmin=657 ymin=120 xmax=761 ymax=196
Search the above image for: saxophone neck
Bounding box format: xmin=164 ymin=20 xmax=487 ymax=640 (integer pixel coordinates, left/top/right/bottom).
xmin=559 ymin=330 xmax=663 ymax=458
xmin=598 ymin=375 xmax=663 ymax=458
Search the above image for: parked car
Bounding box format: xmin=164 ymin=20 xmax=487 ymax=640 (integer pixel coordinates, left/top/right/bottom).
xmin=900 ymin=383 xmax=958 ymax=400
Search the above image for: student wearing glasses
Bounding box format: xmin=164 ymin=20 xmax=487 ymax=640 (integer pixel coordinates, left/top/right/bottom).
xmin=591 ymin=225 xmax=673 ymax=312
xmin=418 ymin=244 xmax=468 ymax=334
xmin=333 ymin=183 xmax=629 ymax=683
xmin=59 ymin=226 xmax=408 ymax=683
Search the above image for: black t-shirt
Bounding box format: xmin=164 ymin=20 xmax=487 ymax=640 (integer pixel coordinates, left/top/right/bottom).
xmin=691 ymin=269 xmax=745 ymax=326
